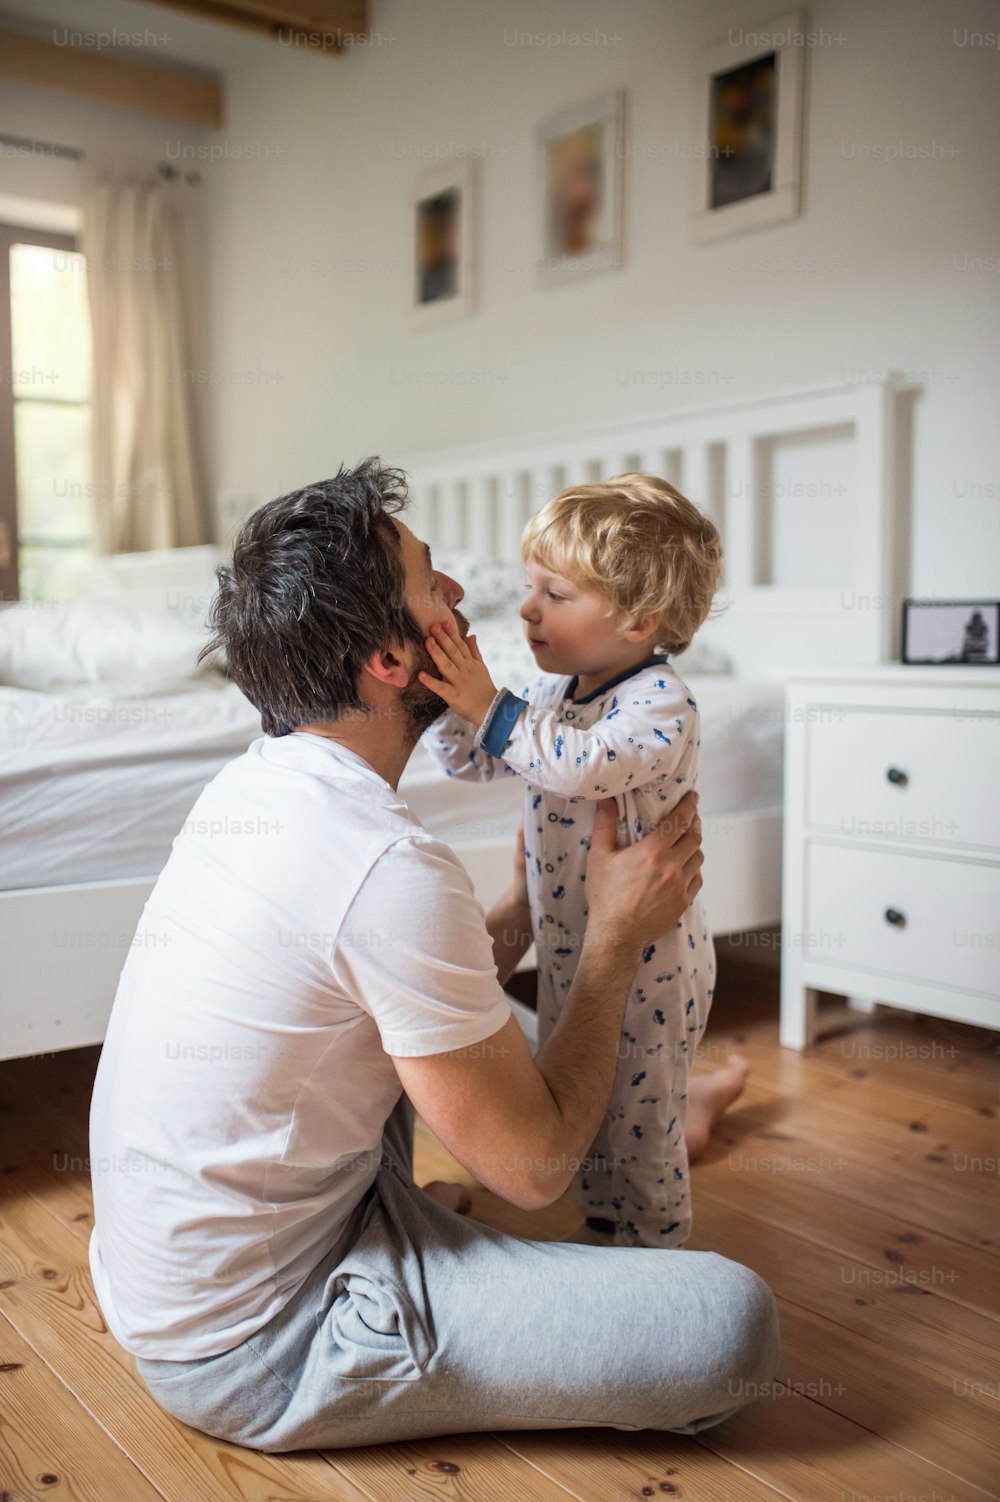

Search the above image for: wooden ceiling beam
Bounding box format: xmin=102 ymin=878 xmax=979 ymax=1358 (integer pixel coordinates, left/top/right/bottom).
xmin=0 ymin=26 xmax=223 ymax=128
xmin=140 ymin=0 xmax=369 ymax=51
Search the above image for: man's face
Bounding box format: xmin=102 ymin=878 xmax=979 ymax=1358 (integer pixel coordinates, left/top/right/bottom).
xmin=395 ymin=520 xmax=469 ymax=734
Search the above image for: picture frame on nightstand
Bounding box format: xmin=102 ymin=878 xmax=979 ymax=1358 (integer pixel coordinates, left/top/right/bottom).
xmin=901 ymin=599 xmax=1000 ymax=666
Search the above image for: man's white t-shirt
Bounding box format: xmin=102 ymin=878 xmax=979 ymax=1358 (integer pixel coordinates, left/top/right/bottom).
xmin=88 ymin=731 xmax=511 ymax=1361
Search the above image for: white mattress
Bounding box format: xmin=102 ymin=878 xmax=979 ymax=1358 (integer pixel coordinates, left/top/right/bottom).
xmin=0 ymin=671 xmax=784 ymax=892
xmin=1 ymin=674 xmax=264 ymax=892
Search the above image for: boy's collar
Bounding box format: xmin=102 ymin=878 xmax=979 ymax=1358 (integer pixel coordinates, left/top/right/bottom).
xmin=566 ymin=653 xmax=669 ymax=705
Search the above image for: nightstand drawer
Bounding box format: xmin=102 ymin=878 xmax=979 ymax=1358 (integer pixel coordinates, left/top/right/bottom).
xmin=805 ymin=708 xmax=1000 ymax=848
xmin=804 ymin=841 xmax=1000 ymax=996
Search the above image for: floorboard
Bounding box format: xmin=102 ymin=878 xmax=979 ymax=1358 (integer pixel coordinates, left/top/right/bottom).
xmin=0 ymin=954 xmax=996 ymax=1502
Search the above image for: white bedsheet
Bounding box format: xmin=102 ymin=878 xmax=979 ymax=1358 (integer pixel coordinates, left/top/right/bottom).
xmin=0 ymin=672 xmax=784 ymax=892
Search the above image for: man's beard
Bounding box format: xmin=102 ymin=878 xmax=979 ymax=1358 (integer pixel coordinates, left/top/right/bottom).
xmin=400 ymin=607 xmax=471 ymax=737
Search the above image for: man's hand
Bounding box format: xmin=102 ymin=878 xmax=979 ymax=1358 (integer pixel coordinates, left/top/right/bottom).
xmin=584 ymin=791 xmax=703 ymax=957
xmin=511 ymin=818 xmax=529 ymax=909
xmin=484 ymin=819 xmax=533 ymax=987
xmin=418 ymin=618 xmax=500 ymax=727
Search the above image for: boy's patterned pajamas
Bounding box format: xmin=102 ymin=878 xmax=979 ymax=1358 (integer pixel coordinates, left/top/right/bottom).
xmin=423 ymin=654 xmax=714 ymax=1250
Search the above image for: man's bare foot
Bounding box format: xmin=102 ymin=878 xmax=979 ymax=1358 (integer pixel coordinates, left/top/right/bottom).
xmin=421 ymin=1179 xmax=472 ymax=1214
xmin=686 ymin=1055 xmax=750 ymax=1162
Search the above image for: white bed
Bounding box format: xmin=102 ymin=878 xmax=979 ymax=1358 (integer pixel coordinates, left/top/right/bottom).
xmin=0 ymin=670 xmax=784 ymax=890
xmin=0 ymin=376 xmax=905 ymax=1061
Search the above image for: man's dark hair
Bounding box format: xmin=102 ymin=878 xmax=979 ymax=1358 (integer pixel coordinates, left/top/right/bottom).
xmin=200 ymin=457 xmax=423 ymax=736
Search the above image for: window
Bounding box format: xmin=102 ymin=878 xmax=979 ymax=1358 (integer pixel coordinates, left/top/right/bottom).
xmin=0 ymin=223 xmax=94 ymax=601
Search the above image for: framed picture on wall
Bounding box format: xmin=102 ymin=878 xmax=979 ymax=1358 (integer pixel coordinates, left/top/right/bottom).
xmin=536 ymin=90 xmax=624 ymax=287
xmin=902 ymin=600 xmax=1000 ymax=666
xmin=689 ymin=9 xmax=805 ymax=243
xmin=411 ymin=161 xmax=474 ymax=328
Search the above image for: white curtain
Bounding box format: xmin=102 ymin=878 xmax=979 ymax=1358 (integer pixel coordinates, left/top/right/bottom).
xmin=82 ymin=178 xmax=209 ymax=554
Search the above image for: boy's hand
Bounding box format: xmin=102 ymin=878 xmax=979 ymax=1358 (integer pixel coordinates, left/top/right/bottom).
xmin=418 ymin=617 xmax=500 ymax=728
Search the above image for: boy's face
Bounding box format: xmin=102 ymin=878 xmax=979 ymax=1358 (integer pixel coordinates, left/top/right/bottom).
xmin=520 ymin=556 xmax=635 ymax=680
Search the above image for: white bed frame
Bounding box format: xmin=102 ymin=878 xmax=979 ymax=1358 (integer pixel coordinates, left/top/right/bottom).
xmin=399 ymin=374 xmax=905 ymax=937
xmin=1 ymin=377 xmax=906 ymax=1061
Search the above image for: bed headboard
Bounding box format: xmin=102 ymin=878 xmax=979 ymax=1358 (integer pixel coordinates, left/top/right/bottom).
xmin=399 ymin=376 xmax=910 ymax=677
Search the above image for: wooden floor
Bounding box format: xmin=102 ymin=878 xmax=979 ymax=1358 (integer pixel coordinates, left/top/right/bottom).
xmin=1 ymin=955 xmax=998 ymax=1502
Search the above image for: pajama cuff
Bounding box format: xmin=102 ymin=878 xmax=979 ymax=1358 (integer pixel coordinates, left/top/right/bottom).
xmin=475 ymin=688 xmax=529 ymax=756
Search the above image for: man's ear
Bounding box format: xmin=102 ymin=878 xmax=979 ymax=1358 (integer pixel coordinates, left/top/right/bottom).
xmin=361 ymin=641 xmax=412 ymax=691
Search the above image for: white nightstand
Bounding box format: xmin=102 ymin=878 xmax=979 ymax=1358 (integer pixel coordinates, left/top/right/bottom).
xmin=779 ymin=665 xmax=1000 ymax=1048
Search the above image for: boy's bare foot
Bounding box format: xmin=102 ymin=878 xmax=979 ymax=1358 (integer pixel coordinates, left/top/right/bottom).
xmin=686 ymin=1054 xmax=750 ymax=1162
xmin=421 ymin=1179 xmax=472 ymax=1214
xmin=558 ymin=1056 xmax=750 ymax=1247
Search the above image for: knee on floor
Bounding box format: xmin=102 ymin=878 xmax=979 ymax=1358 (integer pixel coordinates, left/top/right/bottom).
xmin=713 ymin=1261 xmax=782 ymax=1404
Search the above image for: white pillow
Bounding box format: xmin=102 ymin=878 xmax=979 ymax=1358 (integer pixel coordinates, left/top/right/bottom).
xmin=162 ymin=583 xmax=226 ymax=671
xmin=0 ymin=597 xmax=213 ymax=690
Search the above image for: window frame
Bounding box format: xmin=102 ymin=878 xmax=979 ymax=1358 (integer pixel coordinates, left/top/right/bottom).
xmin=0 ymin=221 xmax=83 ymax=602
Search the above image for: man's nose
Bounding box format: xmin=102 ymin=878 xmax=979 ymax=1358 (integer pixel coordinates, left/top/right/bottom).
xmin=436 ymin=570 xmax=464 ymax=610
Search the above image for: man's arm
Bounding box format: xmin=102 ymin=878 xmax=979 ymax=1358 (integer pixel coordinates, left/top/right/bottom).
xmin=392 ymin=791 xmax=703 ymax=1210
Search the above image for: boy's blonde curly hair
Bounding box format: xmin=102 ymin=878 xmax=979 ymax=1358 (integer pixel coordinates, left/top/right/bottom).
xmin=521 ymin=472 xmax=723 ymax=655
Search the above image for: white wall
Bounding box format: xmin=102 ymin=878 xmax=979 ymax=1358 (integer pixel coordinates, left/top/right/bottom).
xmin=4 ymin=0 xmax=998 ymax=599
xmin=194 ymin=0 xmax=1000 ymax=600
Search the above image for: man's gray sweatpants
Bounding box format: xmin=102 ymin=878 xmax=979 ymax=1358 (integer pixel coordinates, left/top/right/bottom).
xmin=135 ymin=1094 xmax=781 ymax=1452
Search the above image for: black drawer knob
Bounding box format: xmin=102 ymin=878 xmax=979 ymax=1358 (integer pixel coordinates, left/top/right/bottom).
xmin=885 ymin=908 xmax=907 ymax=928
xmin=886 ymin=767 xmax=908 ymax=786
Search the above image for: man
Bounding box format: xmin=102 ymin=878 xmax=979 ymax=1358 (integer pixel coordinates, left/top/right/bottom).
xmin=89 ymin=458 xmax=779 ymax=1452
